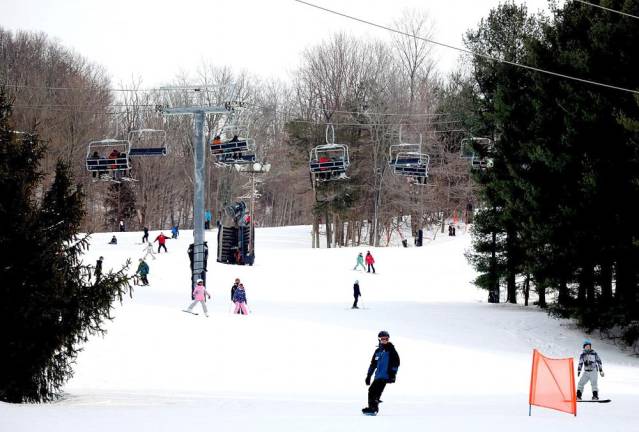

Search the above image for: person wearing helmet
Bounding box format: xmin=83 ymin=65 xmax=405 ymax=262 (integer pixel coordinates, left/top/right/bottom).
xmin=352 ymin=280 xmax=361 ymax=309
xmin=362 ymin=331 xmax=400 ymax=415
xmin=577 ymin=339 xmax=604 ymax=400
xmin=183 ymin=279 xmax=211 ymax=317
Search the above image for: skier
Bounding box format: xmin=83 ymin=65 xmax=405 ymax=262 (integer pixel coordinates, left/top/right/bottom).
xmin=362 ymin=330 xmax=400 ymax=415
xmin=154 ymin=232 xmax=169 ymax=253
xmin=577 ymin=339 xmax=604 ymax=401
xmin=142 ymin=226 xmax=149 ymax=243
xmin=171 ymin=225 xmax=179 ymax=239
xmin=119 ymin=219 xmax=125 ymax=232
xmin=94 ymin=256 xmax=103 ymax=282
xmin=230 ymin=278 xmax=245 ymax=314
xmin=184 ymin=279 xmax=211 ymax=317
xmin=204 ymin=210 xmax=212 ymax=230
xmin=136 ymin=258 xmax=150 ymax=286
xmin=232 ymin=283 xmax=249 ymax=315
xmin=365 ymin=251 xmax=376 ymax=274
xmin=108 ymin=235 xmax=117 ymax=245
xmin=448 ymin=225 xmax=453 ymax=236
xmin=142 ymin=242 xmax=156 ymax=260
xmin=353 ymin=252 xmax=366 ymax=271
xmin=352 ymin=280 xmax=361 ymax=309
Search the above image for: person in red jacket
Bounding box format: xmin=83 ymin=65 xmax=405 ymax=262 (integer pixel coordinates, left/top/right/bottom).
xmin=154 ymin=232 xmax=169 ymax=253
xmin=365 ymin=251 xmax=375 ymax=274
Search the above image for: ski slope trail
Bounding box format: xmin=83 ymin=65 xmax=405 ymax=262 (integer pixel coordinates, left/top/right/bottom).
xmin=2 ymin=226 xmax=638 ymax=431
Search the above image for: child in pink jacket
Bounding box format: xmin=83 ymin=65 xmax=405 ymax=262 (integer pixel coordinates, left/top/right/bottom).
xmin=184 ymin=279 xmax=211 ymax=317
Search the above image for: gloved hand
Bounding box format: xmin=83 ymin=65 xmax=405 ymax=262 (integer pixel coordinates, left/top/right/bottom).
xmin=600 ymin=371 xmax=605 ymax=377
xmin=207 ymin=295 xmax=211 ymax=300
xmin=577 ymin=371 xmax=581 ymax=377
xmin=365 ymin=375 xmax=371 ymax=386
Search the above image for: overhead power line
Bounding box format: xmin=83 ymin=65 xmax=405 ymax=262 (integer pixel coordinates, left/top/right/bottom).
xmin=292 ymin=0 xmax=639 ymax=96
xmin=573 ymin=0 xmax=639 ymax=20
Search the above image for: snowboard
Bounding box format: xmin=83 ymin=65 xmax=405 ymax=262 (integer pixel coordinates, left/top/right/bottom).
xmin=578 ymin=399 xmax=611 ymax=403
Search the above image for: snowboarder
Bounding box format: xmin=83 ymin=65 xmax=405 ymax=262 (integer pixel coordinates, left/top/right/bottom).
xmin=136 ymin=258 xmax=150 ymax=286
xmin=353 ymin=252 xmax=366 ymax=271
xmin=142 ymin=226 xmax=149 ymax=243
xmin=171 ymin=225 xmax=179 ymax=239
xmin=577 ymin=339 xmax=604 ymax=401
xmin=94 ymin=256 xmax=103 ymax=282
xmin=154 ymin=232 xmax=169 ymax=253
xmin=362 ymin=330 xmax=400 ymax=415
xmin=232 ymin=283 xmax=249 ymax=315
xmin=184 ymin=279 xmax=211 ymax=317
xmin=108 ymin=235 xmax=117 ymax=245
xmin=352 ymin=280 xmax=361 ymax=309
xmin=365 ymin=251 xmax=376 ymax=274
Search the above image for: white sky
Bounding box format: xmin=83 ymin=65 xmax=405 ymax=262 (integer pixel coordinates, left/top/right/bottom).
xmin=0 ymin=0 xmax=553 ymax=87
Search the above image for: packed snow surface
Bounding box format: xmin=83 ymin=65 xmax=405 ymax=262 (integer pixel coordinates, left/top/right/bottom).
xmin=2 ymin=225 xmax=638 ymax=431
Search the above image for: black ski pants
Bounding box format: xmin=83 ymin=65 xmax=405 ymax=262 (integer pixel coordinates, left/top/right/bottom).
xmin=353 ymin=295 xmax=360 ymax=308
xmin=367 ymin=263 xmax=375 ymax=273
xmin=157 ymin=243 xmax=167 ymax=253
xmin=368 ymin=379 xmax=386 ymax=411
xmin=142 ymin=233 xmax=149 ymax=243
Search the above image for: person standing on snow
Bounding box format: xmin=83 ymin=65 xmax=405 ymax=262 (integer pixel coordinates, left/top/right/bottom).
xmin=184 ymin=279 xmax=211 ymax=317
xmin=142 ymin=226 xmax=149 ymax=243
xmin=352 ymin=280 xmax=361 ymax=309
xmin=94 ymin=256 xmax=103 ymax=282
xmin=362 ymin=330 xmax=400 ymax=415
xmin=577 ymin=339 xmax=604 ymax=401
xmin=365 ymin=251 xmax=376 ymax=274
xmin=154 ymin=232 xmax=169 ymax=253
xmin=136 ymin=258 xmax=150 ymax=286
xmin=353 ymin=252 xmax=366 ymax=271
xmin=171 ymin=225 xmax=179 ymax=239
xmin=232 ymin=283 xmax=249 ymax=315
xmin=119 ymin=219 xmax=125 ymax=232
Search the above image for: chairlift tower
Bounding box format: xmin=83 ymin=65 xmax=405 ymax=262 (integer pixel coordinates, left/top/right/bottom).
xmin=160 ymin=103 xmax=232 ymax=292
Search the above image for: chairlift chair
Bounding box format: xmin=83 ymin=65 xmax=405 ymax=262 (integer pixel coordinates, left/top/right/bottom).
xmin=86 ymin=139 xmax=132 ymax=181
xmin=210 ymin=114 xmax=255 ymax=166
xmin=128 ymin=129 xmax=168 ymax=157
xmin=460 ymin=137 xmax=493 ymax=170
xmin=389 ymin=128 xmax=430 ymax=184
xmin=309 ymin=124 xmax=350 ymax=182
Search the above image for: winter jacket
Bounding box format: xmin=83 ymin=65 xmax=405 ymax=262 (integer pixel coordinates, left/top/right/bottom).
xmin=192 ymin=285 xmax=210 ymax=302
xmin=365 ymin=253 xmax=375 ymax=265
xmin=367 ymin=342 xmax=400 ymax=382
xmin=353 ymin=283 xmax=361 ymax=298
xmin=356 ymin=254 xmax=364 ymax=264
xmin=231 ymin=283 xmax=239 ymax=301
xmin=232 ymin=287 xmax=247 ymax=304
xmin=154 ymin=234 xmax=169 ymax=245
xmin=137 ymin=261 xmax=149 ymax=276
xmin=578 ymin=349 xmax=603 ymax=373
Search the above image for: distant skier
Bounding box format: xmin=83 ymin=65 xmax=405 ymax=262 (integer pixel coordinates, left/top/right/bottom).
xmin=154 ymin=232 xmax=169 ymax=253
xmin=353 ymin=252 xmax=366 ymax=271
xmin=94 ymin=256 xmax=103 ymax=282
xmin=136 ymin=258 xmax=150 ymax=286
xmin=184 ymin=279 xmax=211 ymax=317
xmin=352 ymin=280 xmax=361 ymax=309
xmin=232 ymin=283 xmax=249 ymax=315
xmin=231 ymin=278 xmax=246 ymax=314
xmin=108 ymin=235 xmax=117 ymax=245
xmin=577 ymin=339 xmax=604 ymax=401
xmin=362 ymin=330 xmax=400 ymax=415
xmin=365 ymin=251 xmax=376 ymax=274
xmin=171 ymin=225 xmax=179 ymax=239
xmin=142 ymin=226 xmax=149 ymax=243
xmin=448 ymin=225 xmax=454 ymax=236
xmin=119 ymin=219 xmax=125 ymax=232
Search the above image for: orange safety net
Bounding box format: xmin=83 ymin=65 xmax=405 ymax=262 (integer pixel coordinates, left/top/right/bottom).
xmin=529 ymin=349 xmax=576 ymax=416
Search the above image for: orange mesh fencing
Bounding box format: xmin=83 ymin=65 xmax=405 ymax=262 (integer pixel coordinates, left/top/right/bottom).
xmin=529 ymin=349 xmax=576 ymax=416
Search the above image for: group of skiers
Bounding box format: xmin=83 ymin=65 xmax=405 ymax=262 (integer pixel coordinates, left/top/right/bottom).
xmin=353 ymin=251 xmax=376 ymax=273
xmin=183 ymin=277 xmax=249 ymax=317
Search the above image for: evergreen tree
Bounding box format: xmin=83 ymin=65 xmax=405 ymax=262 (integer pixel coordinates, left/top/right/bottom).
xmin=0 ymin=89 xmax=132 ymax=403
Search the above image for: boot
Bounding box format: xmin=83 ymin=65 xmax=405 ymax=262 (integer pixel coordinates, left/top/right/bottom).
xmin=592 ymin=391 xmax=599 ymax=401
xmin=576 ymin=390 xmax=582 ymax=400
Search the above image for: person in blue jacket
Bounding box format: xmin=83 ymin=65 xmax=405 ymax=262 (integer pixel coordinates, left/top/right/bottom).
xmin=362 ymin=330 xmax=400 ymax=415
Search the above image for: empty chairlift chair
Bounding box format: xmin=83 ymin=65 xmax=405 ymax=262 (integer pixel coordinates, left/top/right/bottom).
xmin=460 ymin=137 xmax=493 ymax=170
xmin=86 ymin=139 xmax=132 ymax=181
xmin=128 ymin=129 xmax=168 ymax=157
xmin=388 ymin=139 xmax=430 ymax=185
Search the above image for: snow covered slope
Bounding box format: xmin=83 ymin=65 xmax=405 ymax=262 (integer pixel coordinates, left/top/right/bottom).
xmin=2 ymin=225 xmax=638 ymax=431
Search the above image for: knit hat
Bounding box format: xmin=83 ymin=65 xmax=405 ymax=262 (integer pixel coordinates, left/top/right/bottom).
xmin=378 ymin=330 xmax=389 ymax=338
xmin=583 ymin=339 xmax=592 ymax=348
